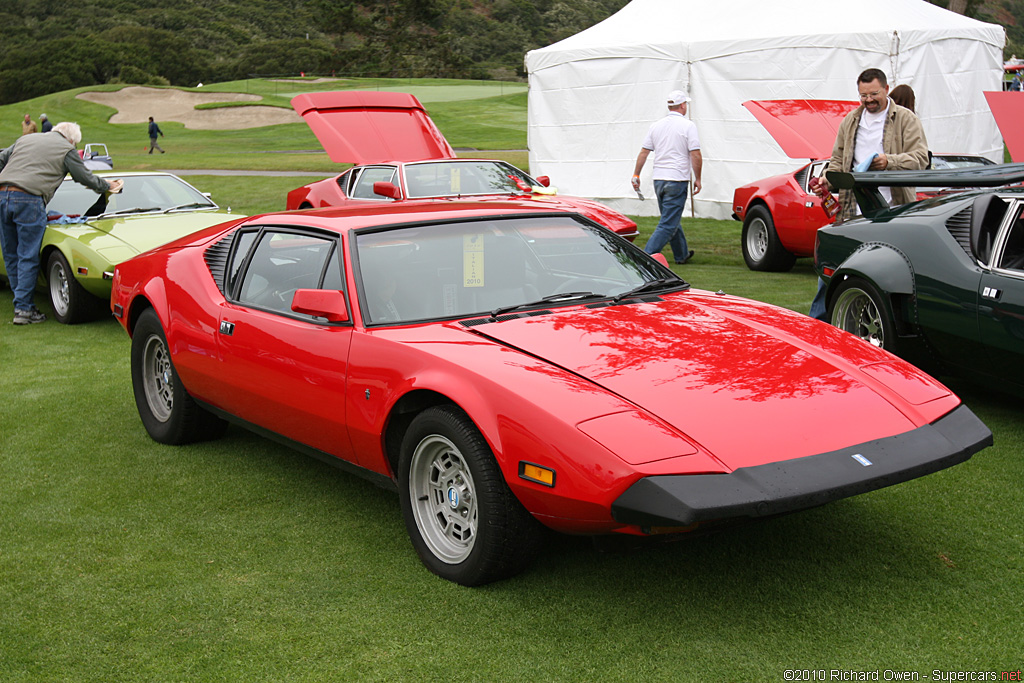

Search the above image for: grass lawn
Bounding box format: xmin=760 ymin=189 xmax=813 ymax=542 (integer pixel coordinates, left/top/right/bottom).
xmin=1 ymin=80 xmax=1022 ymax=681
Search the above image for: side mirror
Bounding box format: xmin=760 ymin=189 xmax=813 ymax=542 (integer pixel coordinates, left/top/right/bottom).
xmin=291 ymin=289 xmax=349 ymax=322
xmin=651 ymin=253 xmax=669 ymax=268
xmin=373 ymin=181 xmax=402 ymax=200
xmin=535 ymin=175 xmax=551 ymax=187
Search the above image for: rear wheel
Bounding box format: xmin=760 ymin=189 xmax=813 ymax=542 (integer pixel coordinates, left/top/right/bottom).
xmin=741 ymin=205 xmax=796 ymax=272
xmin=47 ymin=251 xmax=103 ymax=324
xmin=131 ymin=308 xmax=227 ymax=444
xmin=829 ymin=277 xmax=898 ymax=353
xmin=399 ymin=405 xmax=542 ymax=586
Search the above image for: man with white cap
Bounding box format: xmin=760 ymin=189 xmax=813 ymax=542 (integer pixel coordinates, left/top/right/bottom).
xmin=631 ymin=89 xmax=703 ymax=264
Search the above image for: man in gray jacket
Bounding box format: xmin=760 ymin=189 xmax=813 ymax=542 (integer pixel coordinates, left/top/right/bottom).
xmin=0 ymin=122 xmax=122 ymax=324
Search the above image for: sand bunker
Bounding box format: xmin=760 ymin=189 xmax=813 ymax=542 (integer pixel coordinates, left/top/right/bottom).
xmin=77 ymin=86 xmax=302 ymax=130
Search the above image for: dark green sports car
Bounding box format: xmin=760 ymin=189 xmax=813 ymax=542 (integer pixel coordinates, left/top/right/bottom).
xmin=816 ymin=163 xmax=1024 ymax=391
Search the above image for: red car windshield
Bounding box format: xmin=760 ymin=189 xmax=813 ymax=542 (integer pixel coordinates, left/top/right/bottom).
xmin=355 ymin=215 xmax=676 ymax=324
xmin=404 ymin=161 xmax=536 ymax=199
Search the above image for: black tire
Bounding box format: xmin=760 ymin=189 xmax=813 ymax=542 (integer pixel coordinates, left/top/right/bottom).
xmin=131 ymin=308 xmax=227 ymax=445
xmin=398 ymin=405 xmax=543 ymax=586
xmin=828 ymin=277 xmax=898 ymax=353
xmin=47 ymin=250 xmax=104 ymax=324
xmin=741 ymin=205 xmax=796 ymax=272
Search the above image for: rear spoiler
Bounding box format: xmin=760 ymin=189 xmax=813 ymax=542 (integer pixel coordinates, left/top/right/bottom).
xmin=826 ymin=162 xmax=1024 ymax=218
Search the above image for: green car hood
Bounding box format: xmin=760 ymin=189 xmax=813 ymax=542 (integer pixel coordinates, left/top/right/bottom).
xmin=68 ymin=211 xmax=237 ymax=264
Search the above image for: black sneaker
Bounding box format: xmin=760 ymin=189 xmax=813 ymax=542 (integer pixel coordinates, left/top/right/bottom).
xmin=675 ymin=250 xmax=695 ymax=265
xmin=13 ymin=308 xmax=46 ymax=325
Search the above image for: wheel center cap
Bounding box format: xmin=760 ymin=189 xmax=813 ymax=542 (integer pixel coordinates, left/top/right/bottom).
xmin=447 ymin=487 xmax=460 ymax=509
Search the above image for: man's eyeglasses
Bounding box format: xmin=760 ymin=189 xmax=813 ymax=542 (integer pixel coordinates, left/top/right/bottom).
xmin=859 ymin=90 xmax=885 ymax=100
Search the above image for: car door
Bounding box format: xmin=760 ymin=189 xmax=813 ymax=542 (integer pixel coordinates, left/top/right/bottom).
xmin=213 ymin=227 xmax=358 ymax=464
xmin=979 ymin=200 xmax=1024 ymax=386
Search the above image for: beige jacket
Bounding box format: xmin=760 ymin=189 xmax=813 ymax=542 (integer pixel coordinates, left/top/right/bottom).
xmin=827 ymin=99 xmax=929 ymax=221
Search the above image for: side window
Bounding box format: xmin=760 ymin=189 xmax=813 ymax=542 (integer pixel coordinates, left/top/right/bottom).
xmin=235 ymin=231 xmax=341 ymax=318
xmin=350 ymin=167 xmax=398 ymax=200
xmin=998 ymin=207 xmax=1024 ymax=272
xmin=226 ymin=230 xmax=259 ymax=295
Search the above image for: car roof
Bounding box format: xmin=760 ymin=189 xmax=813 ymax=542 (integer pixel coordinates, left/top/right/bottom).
xmin=291 ymin=91 xmax=457 ymax=165
xmin=263 ymin=198 xmax=581 ymax=234
xmin=742 ymin=99 xmax=859 ymax=159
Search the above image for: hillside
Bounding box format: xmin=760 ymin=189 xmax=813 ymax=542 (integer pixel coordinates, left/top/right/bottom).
xmin=0 ymin=0 xmax=1020 ymax=106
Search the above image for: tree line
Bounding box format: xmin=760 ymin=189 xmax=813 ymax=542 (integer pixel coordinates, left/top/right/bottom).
xmin=0 ymin=0 xmax=1018 ymax=105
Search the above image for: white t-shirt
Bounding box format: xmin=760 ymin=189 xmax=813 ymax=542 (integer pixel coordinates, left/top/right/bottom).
xmin=642 ymin=112 xmax=701 ymax=181
xmin=855 ymin=103 xmax=892 ymax=203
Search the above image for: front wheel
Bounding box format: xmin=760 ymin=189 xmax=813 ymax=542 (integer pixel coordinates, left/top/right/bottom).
xmin=47 ymin=251 xmax=103 ymax=324
xmin=741 ymin=205 xmax=796 ymax=272
xmin=131 ymin=308 xmax=227 ymax=444
xmin=399 ymin=406 xmax=542 ymax=586
xmin=829 ymin=277 xmax=898 ymax=353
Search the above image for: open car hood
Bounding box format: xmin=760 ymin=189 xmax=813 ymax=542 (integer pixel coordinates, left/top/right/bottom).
xmin=470 ymin=292 xmax=956 ymax=471
xmin=743 ymin=99 xmax=859 ymax=159
xmin=983 ymin=91 xmax=1024 ymax=162
xmin=291 ymin=91 xmax=456 ymax=165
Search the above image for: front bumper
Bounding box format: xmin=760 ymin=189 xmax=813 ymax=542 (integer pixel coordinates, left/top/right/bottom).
xmin=611 ymin=404 xmax=991 ymax=528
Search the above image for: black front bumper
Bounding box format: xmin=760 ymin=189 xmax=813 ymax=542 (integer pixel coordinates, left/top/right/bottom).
xmin=611 ymin=404 xmax=991 ymax=528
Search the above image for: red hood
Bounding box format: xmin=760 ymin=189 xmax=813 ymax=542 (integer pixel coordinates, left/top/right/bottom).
xmin=469 ymin=291 xmax=956 ymax=471
xmin=743 ymin=99 xmax=859 ymax=159
xmin=291 ymin=91 xmax=456 ymax=164
xmin=984 ymin=91 xmax=1024 ymax=162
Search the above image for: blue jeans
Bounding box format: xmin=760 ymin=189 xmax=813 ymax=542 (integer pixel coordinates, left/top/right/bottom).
xmin=644 ymin=180 xmax=690 ymax=262
xmin=0 ymin=189 xmax=47 ymax=311
xmin=809 ymin=277 xmax=828 ymax=321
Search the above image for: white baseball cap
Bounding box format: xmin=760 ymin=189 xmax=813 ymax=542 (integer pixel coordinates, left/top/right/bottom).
xmin=667 ymin=90 xmax=690 ymax=105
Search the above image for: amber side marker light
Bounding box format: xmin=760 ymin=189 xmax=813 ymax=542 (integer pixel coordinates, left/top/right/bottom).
xmin=519 ymin=462 xmax=556 ymax=487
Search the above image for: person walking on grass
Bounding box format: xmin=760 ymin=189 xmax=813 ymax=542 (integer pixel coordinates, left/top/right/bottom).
xmin=631 ymin=89 xmax=703 ymax=265
xmin=148 ymin=117 xmax=165 ymax=154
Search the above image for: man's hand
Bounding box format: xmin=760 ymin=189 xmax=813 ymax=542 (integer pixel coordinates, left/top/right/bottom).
xmin=869 ymin=153 xmax=888 ymax=171
xmin=809 ymin=176 xmax=828 ymax=197
xmin=107 ymin=179 xmax=124 ymax=194
xmin=692 ymin=178 xmax=702 ymax=195
xmin=631 ymin=175 xmax=641 ymax=191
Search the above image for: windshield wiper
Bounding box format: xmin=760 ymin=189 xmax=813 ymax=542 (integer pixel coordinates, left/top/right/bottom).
xmin=488 ymin=291 xmax=606 ymax=319
xmin=612 ymin=277 xmax=686 ymax=303
xmin=100 ymin=206 xmax=162 ymax=217
xmin=162 ymin=202 xmax=216 ymax=213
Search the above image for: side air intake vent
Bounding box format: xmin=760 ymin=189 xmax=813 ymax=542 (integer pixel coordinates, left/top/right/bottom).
xmin=794 ymin=166 xmax=809 ymax=188
xmin=945 ymin=206 xmax=973 ymax=258
xmin=204 ymin=234 xmax=234 ymax=295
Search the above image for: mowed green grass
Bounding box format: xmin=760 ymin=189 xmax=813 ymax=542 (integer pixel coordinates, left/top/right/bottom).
xmin=2 ymin=80 xmax=1023 ymax=681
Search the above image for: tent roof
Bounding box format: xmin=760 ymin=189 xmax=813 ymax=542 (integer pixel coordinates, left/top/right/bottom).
xmin=526 ymin=0 xmax=1004 ymax=70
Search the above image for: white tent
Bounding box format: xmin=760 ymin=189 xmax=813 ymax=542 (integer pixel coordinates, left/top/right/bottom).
xmin=525 ymin=0 xmax=1005 ymax=220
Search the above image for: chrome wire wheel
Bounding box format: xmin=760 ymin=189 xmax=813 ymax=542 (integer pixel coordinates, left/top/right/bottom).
xmin=745 ymin=216 xmax=769 ymax=263
xmin=141 ymin=333 xmax=175 ymax=422
xmin=408 ymin=434 xmax=478 ymax=564
xmin=831 ymin=286 xmax=885 ymax=348
xmin=48 ymin=258 xmax=71 ymax=318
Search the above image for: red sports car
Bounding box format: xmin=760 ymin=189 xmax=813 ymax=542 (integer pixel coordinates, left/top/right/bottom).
xmin=285 ymin=91 xmax=639 ymax=240
xmin=112 ymin=200 xmax=990 ymax=585
xmin=732 ymin=100 xmax=995 ymax=272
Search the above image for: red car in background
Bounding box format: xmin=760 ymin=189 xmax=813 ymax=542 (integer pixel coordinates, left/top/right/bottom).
xmin=285 ymin=91 xmax=639 ymax=240
xmin=732 ymin=100 xmax=995 ymax=272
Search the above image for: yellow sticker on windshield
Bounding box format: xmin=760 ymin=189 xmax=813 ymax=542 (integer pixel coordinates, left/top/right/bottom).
xmin=463 ymin=234 xmax=484 ymax=287
xmin=452 ymin=167 xmax=461 ymax=193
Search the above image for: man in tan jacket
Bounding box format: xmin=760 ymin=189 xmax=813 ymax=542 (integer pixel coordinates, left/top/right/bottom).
xmin=809 ymin=68 xmax=928 ymax=318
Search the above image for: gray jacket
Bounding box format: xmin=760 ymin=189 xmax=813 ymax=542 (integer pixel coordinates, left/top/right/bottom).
xmin=0 ymin=131 xmax=111 ymax=205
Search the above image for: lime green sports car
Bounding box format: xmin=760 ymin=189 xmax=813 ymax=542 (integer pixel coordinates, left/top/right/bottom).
xmin=0 ymin=171 xmax=241 ymax=324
